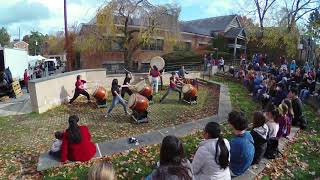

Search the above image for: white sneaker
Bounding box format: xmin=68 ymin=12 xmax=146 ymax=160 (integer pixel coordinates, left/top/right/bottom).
xmin=105 ymin=114 xmax=110 ymax=118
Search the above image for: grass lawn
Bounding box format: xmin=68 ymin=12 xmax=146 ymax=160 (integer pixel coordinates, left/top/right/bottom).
xmin=0 ymin=85 xmax=219 ymax=179
xmin=43 ymin=77 xmax=261 ymax=179
xmin=213 ymin=77 xmax=320 ymax=179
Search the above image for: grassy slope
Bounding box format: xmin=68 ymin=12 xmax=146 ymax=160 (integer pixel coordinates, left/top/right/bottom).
xmin=44 ymin=77 xmax=260 ymax=179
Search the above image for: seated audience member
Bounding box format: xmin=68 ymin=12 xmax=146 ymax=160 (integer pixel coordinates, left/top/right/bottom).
xmin=277 ymin=104 xmax=290 ymax=138
xmin=49 ymin=131 xmax=64 ymax=159
xmin=288 ymin=88 xmax=307 ymax=129
xmin=282 ymin=99 xmax=293 ymax=136
xmin=192 ymin=122 xmax=231 ymax=180
xmin=264 ymin=104 xmax=280 ymax=159
xmin=61 ymin=115 xmax=96 ymax=162
xmin=146 ymin=135 xmax=193 ymax=180
xmin=250 ymin=112 xmax=269 ymax=164
xmin=264 ymin=103 xmax=280 ymax=138
xmin=272 ymin=83 xmax=287 ymax=106
xmin=256 ymin=80 xmax=267 ymax=101
xmin=88 ymin=160 xmax=115 ymax=180
xmin=227 ymin=111 xmax=255 ymax=177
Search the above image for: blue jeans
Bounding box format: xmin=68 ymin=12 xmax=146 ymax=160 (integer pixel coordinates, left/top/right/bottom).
xmin=107 ymin=96 xmax=128 ymax=114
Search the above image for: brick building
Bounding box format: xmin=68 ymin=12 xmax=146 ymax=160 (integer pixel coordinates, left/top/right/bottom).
xmin=79 ymin=14 xmax=246 ymax=71
xmin=13 ymin=41 xmax=29 ymax=53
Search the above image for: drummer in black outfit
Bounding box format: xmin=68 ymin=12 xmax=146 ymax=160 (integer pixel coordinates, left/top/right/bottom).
xmin=121 ymin=72 xmax=133 ymax=98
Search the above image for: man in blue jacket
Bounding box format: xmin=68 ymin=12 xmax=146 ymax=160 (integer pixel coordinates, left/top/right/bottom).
xmin=228 ymin=111 xmax=255 ymax=177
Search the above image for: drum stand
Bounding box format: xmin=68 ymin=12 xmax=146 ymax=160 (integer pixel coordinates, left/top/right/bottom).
xmin=131 ymin=110 xmax=149 ymax=124
xmin=96 ymin=99 xmax=108 ymax=108
xmin=183 ymin=96 xmax=197 ymax=105
xmin=147 ymin=95 xmax=153 ymax=103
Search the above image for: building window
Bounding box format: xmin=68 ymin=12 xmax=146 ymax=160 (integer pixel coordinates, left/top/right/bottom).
xmin=173 ymin=41 xmax=192 ymax=51
xmin=198 ymin=43 xmax=207 ymax=48
xmin=105 ymin=37 xmax=125 ymax=51
xmin=141 ymin=39 xmax=164 ymax=51
xmin=103 ymin=63 xmax=124 ymax=72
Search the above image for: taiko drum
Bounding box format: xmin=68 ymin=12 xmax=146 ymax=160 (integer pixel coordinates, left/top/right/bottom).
xmin=93 ymin=87 xmax=107 ymax=101
xmin=128 ymin=93 xmax=149 ymax=112
xmin=182 ymin=84 xmax=197 ymax=97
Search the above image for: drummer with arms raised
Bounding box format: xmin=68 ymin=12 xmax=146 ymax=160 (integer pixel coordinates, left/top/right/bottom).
xmin=121 ymin=71 xmax=133 ymax=98
xmin=69 ymin=75 xmax=90 ymax=104
xmin=178 ymin=65 xmax=188 ymax=79
xmin=149 ymin=66 xmax=160 ymax=94
xmin=160 ymin=72 xmax=182 ymax=103
xmin=106 ymin=79 xmax=130 ymax=117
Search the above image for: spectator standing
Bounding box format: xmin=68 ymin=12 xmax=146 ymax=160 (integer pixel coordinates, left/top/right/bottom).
xmin=227 ymin=111 xmax=254 ymax=177
xmin=192 ymin=122 xmax=231 ymax=180
xmin=23 ymin=69 xmax=30 ymax=93
xmin=219 ymin=57 xmax=225 ymax=72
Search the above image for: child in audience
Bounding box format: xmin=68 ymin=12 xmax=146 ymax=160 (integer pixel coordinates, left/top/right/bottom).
xmin=277 ymin=104 xmax=289 ymax=138
xmin=264 ymin=103 xmax=280 ymax=138
xmin=146 ymin=135 xmax=193 ymax=180
xmin=49 ymin=131 xmax=64 ymax=159
xmin=88 ymin=160 xmax=115 ymax=180
xmin=192 ymin=122 xmax=231 ymax=180
xmin=227 ymin=111 xmax=255 ymax=177
xmin=250 ymin=111 xmax=269 ymax=164
xmin=264 ymin=104 xmax=280 ymax=159
xmin=282 ymin=99 xmax=294 ymax=136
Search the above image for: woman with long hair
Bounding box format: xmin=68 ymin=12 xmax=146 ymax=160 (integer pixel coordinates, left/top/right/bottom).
xmin=61 ymin=115 xmax=96 ymax=162
xmin=146 ymin=135 xmax=193 ymax=180
xmin=106 ymin=79 xmax=130 ymax=117
xmin=192 ymin=122 xmax=231 ymax=180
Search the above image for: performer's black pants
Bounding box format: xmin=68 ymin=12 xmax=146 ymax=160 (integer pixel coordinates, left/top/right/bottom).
xmin=69 ymin=89 xmax=90 ymax=104
xmin=121 ymin=87 xmax=133 ymax=98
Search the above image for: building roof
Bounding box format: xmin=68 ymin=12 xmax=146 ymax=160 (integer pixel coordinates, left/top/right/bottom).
xmin=224 ymin=27 xmax=244 ymax=38
xmin=179 ymin=15 xmax=237 ymax=36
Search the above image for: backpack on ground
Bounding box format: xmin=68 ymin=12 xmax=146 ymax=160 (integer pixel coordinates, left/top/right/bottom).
xmin=264 ymin=137 xmax=282 ymax=159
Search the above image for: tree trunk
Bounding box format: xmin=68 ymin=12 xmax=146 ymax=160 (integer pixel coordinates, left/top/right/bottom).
xmin=124 ymin=50 xmax=133 ymax=71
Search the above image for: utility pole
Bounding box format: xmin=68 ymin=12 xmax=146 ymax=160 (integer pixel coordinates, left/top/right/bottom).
xmin=64 ymin=0 xmax=70 ymax=71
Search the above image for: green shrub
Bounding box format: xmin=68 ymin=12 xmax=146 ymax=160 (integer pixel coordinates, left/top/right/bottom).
xmin=162 ymin=51 xmax=202 ymax=63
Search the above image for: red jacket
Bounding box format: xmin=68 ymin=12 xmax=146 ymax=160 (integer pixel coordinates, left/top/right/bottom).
xmin=61 ymin=126 xmax=96 ymax=162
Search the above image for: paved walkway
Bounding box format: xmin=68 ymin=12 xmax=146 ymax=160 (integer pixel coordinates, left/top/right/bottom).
xmin=0 ymin=89 xmax=32 ymax=117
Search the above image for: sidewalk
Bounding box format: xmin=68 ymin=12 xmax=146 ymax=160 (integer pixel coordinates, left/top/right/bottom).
xmin=0 ymin=89 xmax=32 ymax=117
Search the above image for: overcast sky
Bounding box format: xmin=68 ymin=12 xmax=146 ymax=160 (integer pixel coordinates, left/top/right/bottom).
xmin=0 ymin=0 xmax=248 ymax=40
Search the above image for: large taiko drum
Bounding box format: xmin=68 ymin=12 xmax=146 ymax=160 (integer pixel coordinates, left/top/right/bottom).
xmin=182 ymin=84 xmax=197 ymax=97
xmin=128 ymin=93 xmax=149 ymax=112
xmin=93 ymin=87 xmax=108 ymax=101
xmin=134 ymin=80 xmax=153 ymax=97
xmin=150 ymin=56 xmax=165 ymax=71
